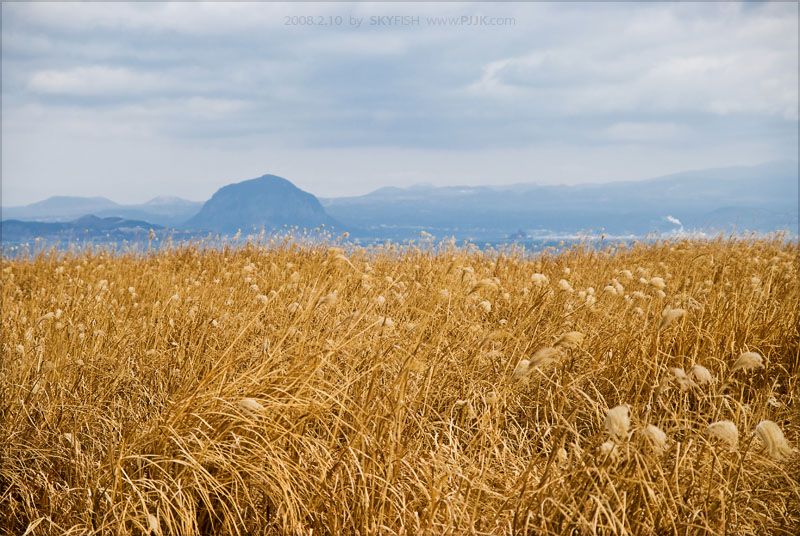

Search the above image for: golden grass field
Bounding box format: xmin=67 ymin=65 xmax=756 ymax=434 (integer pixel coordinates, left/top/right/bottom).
xmin=1 ymin=235 xmax=798 ymax=535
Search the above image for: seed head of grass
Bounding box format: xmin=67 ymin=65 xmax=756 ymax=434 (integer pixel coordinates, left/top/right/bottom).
xmin=755 ymin=420 xmax=795 ymax=460
xmin=648 ymin=277 xmax=666 ymax=290
xmin=331 ymin=254 xmax=356 ymax=270
xmin=599 ymin=440 xmax=619 ymax=461
xmin=237 ymin=397 xmax=264 ymax=415
xmin=731 ymin=351 xmax=764 ymax=372
xmin=511 ymin=359 xmax=531 ymax=381
xmin=690 ymin=364 xmax=713 ymax=385
xmin=554 ymin=331 xmax=585 ymax=349
xmin=605 ymin=405 xmax=631 ymax=441
xmin=642 ymin=424 xmax=668 ymax=452
xmin=36 ymin=312 xmax=55 ymax=322
xmin=706 ymin=420 xmax=739 ymax=450
xmin=62 ymin=432 xmax=80 ymax=453
xmin=147 ymin=513 xmax=160 ymax=535
xmin=658 ymin=307 xmax=685 ymax=330
xmin=469 ymin=278 xmax=500 ymax=295
xmin=530 ymin=346 xmax=561 ymax=370
xmin=668 ymin=367 xmax=692 ymax=391
xmin=530 ymin=273 xmax=549 ymax=286
xmin=318 ymin=290 xmax=338 ymax=307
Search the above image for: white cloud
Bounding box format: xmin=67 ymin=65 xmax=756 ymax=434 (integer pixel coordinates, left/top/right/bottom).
xmin=604 ymin=122 xmax=684 ymax=143
xmin=7 ymin=2 xmax=298 ymax=34
xmin=466 ymin=4 xmax=797 ymax=120
xmin=28 ymin=66 xmax=167 ymax=96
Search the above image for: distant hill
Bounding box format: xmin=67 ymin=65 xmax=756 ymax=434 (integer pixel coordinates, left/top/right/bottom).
xmin=321 ymin=161 xmax=798 ymax=239
xmin=7 ymin=196 xmax=121 ymax=218
xmin=1 ymin=215 xmax=163 ymax=244
xmin=185 ymin=174 xmax=338 ymax=234
xmin=144 ymin=196 xmax=199 ymax=207
xmin=2 ymin=196 xmax=203 ymax=227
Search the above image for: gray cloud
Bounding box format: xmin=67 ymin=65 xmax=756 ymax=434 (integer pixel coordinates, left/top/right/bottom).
xmin=1 ymin=1 xmax=797 ymax=205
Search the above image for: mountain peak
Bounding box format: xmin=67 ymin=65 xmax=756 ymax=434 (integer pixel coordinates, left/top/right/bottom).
xmin=144 ymin=196 xmax=199 ymax=206
xmin=185 ymin=173 xmax=338 ymax=233
xmin=27 ymin=196 xmax=119 ymax=210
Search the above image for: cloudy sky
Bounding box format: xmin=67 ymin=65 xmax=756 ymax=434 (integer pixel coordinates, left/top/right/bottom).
xmin=2 ymin=1 xmax=797 ymax=206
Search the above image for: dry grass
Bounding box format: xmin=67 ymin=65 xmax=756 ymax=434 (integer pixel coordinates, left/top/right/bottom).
xmin=1 ymin=234 xmax=799 ymax=535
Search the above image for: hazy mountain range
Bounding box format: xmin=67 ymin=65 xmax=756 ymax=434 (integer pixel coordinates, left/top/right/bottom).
xmin=2 ymin=161 xmax=797 ymax=245
xmin=1 ymin=196 xmax=202 ymax=227
xmin=321 ymin=160 xmax=798 ymax=239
